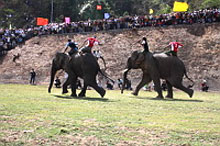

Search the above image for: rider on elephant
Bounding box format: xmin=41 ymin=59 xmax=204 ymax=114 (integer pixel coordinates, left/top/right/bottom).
xmin=141 ymin=37 xmax=149 ymax=53
xmin=80 ymin=36 xmax=102 ymax=54
xmin=133 ymin=36 xmax=149 ymax=53
xmin=165 ymin=41 xmax=183 ymax=56
xmin=64 ymin=39 xmax=78 ymax=56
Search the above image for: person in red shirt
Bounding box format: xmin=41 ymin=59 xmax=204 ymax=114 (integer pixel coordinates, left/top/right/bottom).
xmin=166 ymin=41 xmax=183 ymax=56
xmin=80 ymin=36 xmax=102 ymax=53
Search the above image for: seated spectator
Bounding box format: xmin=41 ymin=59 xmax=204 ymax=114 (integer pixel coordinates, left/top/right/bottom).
xmin=54 ymin=76 xmax=61 ymax=88
xmin=201 ymin=80 xmax=209 ymax=92
xmin=124 ymin=78 xmax=132 ymax=90
xmin=117 ymin=78 xmax=123 ymax=89
xmin=106 ymin=80 xmax=113 ymax=90
xmin=143 ymin=84 xmax=152 ymax=91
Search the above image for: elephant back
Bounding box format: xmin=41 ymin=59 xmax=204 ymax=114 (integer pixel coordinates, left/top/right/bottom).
xmin=153 ymin=53 xmax=186 ymax=78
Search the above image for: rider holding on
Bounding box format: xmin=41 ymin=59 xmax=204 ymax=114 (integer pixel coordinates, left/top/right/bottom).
xmin=141 ymin=37 xmax=149 ymax=53
xmin=80 ymin=36 xmax=102 ymax=54
xmin=133 ymin=36 xmax=149 ymax=53
xmin=165 ymin=41 xmax=183 ymax=56
xmin=64 ymin=39 xmax=78 ymax=56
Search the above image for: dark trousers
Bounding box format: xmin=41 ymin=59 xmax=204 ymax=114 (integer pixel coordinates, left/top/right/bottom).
xmin=166 ymin=51 xmax=177 ymax=56
xmin=30 ymin=76 xmax=35 ymax=84
xmin=81 ymin=46 xmax=92 ymax=54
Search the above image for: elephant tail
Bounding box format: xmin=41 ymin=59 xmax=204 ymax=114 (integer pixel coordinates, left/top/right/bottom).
xmin=184 ymin=69 xmax=194 ymax=88
xmin=98 ymin=69 xmax=115 ymax=84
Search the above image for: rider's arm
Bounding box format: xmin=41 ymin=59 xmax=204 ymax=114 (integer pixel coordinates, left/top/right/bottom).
xmin=131 ymin=39 xmax=141 ymax=47
xmin=95 ymin=39 xmax=102 ymax=45
xmin=163 ymin=44 xmax=170 ymax=50
xmin=80 ymin=39 xmax=88 ymax=48
xmin=64 ymin=43 xmax=69 ymax=53
xmin=177 ymin=42 xmax=183 ymax=47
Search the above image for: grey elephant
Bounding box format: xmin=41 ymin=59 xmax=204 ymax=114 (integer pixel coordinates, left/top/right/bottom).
xmin=48 ymin=52 xmax=113 ymax=97
xmin=121 ymin=51 xmax=194 ymax=99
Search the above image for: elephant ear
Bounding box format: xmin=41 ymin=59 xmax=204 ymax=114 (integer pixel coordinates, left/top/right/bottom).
xmin=135 ymin=52 xmax=145 ymax=65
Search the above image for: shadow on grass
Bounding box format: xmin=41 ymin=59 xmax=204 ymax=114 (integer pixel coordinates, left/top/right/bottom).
xmin=130 ymin=96 xmax=204 ymax=102
xmin=53 ymin=95 xmax=111 ymax=102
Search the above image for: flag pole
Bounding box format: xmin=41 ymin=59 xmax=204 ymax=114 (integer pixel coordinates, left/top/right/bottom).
xmin=50 ymin=0 xmax=54 ymax=23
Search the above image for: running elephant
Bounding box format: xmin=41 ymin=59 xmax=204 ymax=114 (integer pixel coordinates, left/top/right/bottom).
xmin=48 ymin=52 xmax=113 ymax=97
xmin=121 ymin=51 xmax=194 ymax=99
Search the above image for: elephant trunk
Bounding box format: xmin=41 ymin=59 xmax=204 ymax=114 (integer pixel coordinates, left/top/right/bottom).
xmin=48 ymin=61 xmax=57 ymax=93
xmin=121 ymin=68 xmax=130 ymax=94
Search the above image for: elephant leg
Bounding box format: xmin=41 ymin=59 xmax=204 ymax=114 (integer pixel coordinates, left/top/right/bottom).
xmin=132 ymin=74 xmax=152 ymax=96
xmin=62 ymin=73 xmax=77 ymax=97
xmin=78 ymin=82 xmax=88 ymax=97
xmin=70 ymin=79 xmax=77 ymax=97
xmin=62 ymin=77 xmax=71 ymax=94
xmin=85 ymin=76 xmax=106 ymax=98
xmin=166 ymin=81 xmax=173 ymax=98
xmin=152 ymin=77 xmax=164 ymax=99
xmin=173 ymin=83 xmax=194 ymax=98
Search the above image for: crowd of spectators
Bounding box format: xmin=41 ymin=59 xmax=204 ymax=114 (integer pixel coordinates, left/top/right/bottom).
xmin=1 ymin=8 xmax=220 ymax=56
xmin=0 ymin=28 xmax=35 ymax=56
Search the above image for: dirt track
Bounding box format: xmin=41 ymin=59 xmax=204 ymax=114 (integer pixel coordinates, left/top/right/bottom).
xmin=0 ymin=23 xmax=219 ymax=91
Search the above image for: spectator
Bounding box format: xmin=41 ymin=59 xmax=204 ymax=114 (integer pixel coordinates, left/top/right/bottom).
xmin=124 ymin=78 xmax=132 ymax=90
xmin=106 ymin=80 xmax=114 ymax=90
xmin=201 ymin=79 xmax=209 ymax=92
xmin=143 ymin=84 xmax=152 ymax=91
xmin=30 ymin=69 xmax=36 ymax=85
xmin=117 ymin=78 xmax=123 ymax=89
xmin=1 ymin=8 xmax=220 ymax=59
xmin=54 ymin=76 xmax=61 ymax=88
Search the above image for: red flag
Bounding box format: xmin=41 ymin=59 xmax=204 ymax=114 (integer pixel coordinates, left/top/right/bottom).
xmin=37 ymin=17 xmax=49 ymax=26
xmin=96 ymin=5 xmax=102 ymax=10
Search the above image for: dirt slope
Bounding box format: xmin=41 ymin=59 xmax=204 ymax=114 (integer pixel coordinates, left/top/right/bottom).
xmin=0 ymin=23 xmax=219 ymax=91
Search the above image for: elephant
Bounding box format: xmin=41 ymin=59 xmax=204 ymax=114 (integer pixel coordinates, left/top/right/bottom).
xmin=48 ymin=52 xmax=114 ymax=97
xmin=121 ymin=51 xmax=194 ymax=99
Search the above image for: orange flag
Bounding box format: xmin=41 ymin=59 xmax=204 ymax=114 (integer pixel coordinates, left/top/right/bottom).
xmin=37 ymin=17 xmax=49 ymax=26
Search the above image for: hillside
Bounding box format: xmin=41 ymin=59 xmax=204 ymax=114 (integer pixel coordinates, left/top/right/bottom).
xmin=0 ymin=23 xmax=220 ymax=91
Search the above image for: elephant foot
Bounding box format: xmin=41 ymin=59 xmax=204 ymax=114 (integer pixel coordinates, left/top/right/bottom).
xmin=100 ymin=90 xmax=106 ymax=98
xmin=62 ymin=90 xmax=68 ymax=94
xmin=71 ymin=93 xmax=77 ymax=97
xmin=166 ymin=95 xmax=173 ymax=99
xmin=132 ymin=92 xmax=138 ymax=96
xmin=189 ymin=89 xmax=194 ymax=98
xmin=156 ymin=95 xmax=164 ymax=99
xmin=78 ymin=92 xmax=85 ymax=97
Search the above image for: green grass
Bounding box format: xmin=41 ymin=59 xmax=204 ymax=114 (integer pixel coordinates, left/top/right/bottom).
xmin=0 ymin=84 xmax=220 ymax=145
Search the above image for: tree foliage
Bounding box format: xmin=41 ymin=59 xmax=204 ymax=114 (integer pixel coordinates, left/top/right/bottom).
xmin=0 ymin=0 xmax=220 ymax=28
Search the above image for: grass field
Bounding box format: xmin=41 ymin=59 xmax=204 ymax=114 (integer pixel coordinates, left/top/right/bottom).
xmin=0 ymin=84 xmax=220 ymax=146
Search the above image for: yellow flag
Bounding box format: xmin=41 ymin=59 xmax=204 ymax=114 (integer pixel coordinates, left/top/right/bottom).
xmin=173 ymin=1 xmax=189 ymax=12
xmin=149 ymin=9 xmax=154 ymax=14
